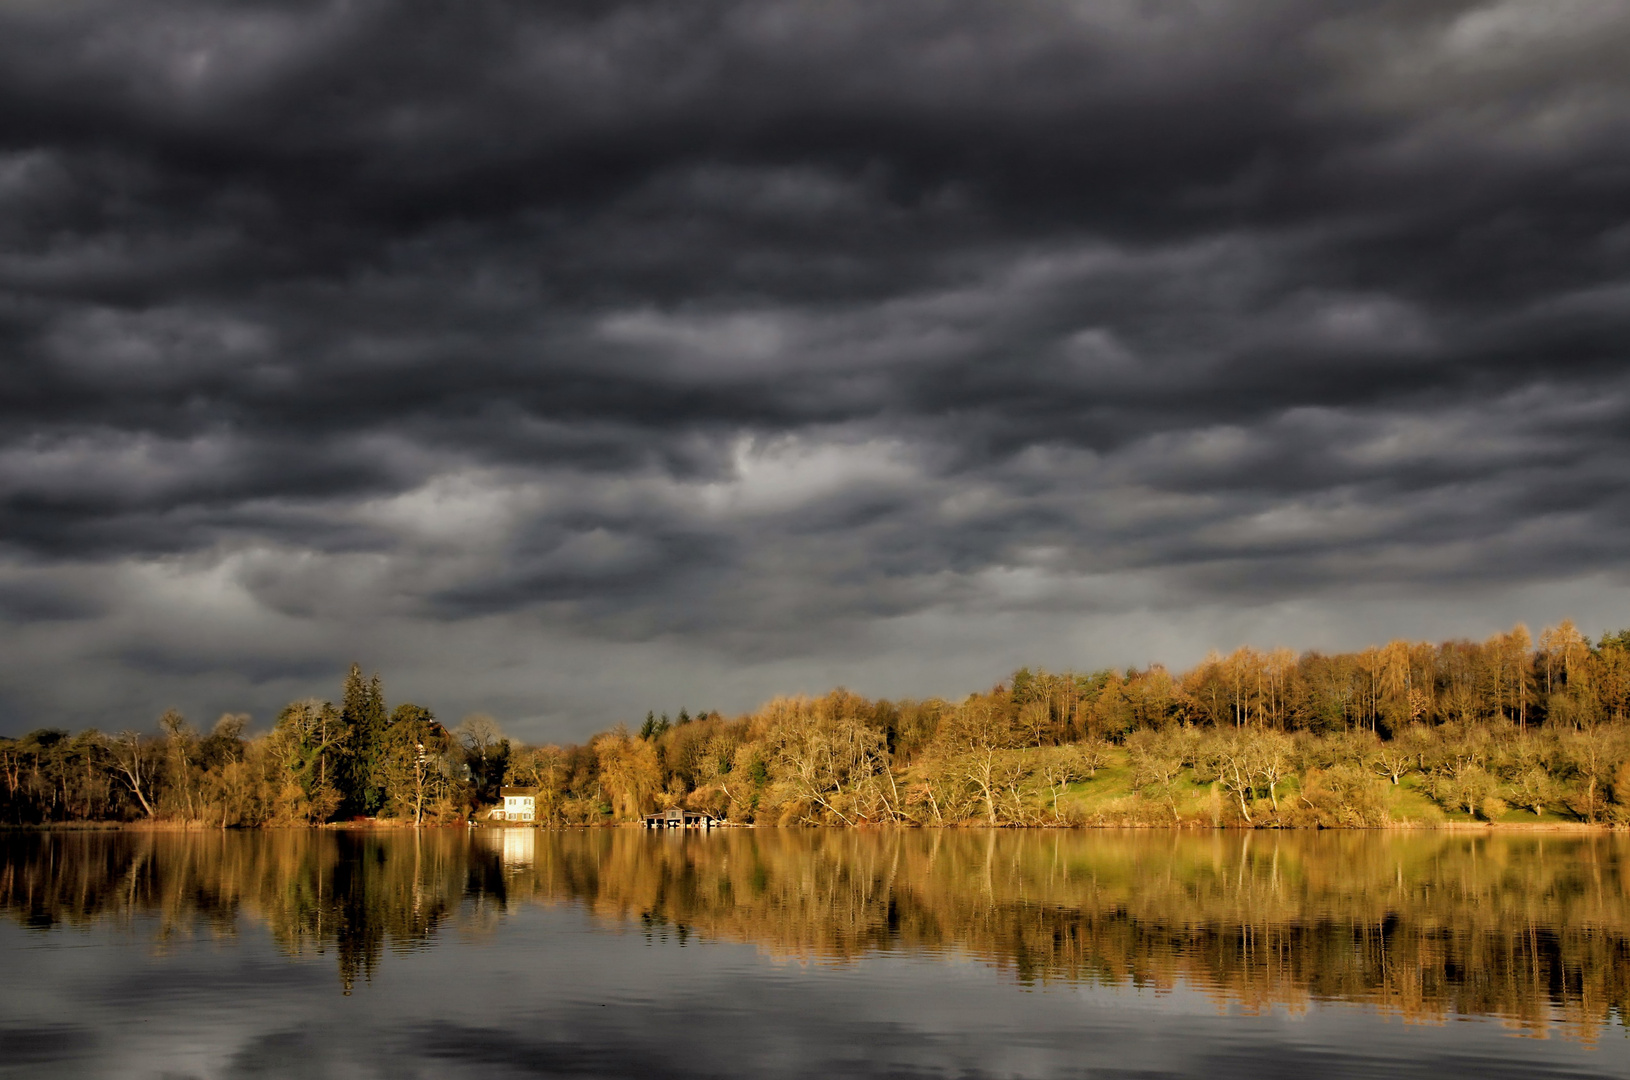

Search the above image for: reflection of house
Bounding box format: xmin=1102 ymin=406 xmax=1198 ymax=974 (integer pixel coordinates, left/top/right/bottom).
xmin=497 ymin=787 xmax=537 ymax=822
xmin=473 ymin=825 xmax=536 ymax=866
xmin=500 ymin=828 xmax=534 ymax=867
xmin=643 ymin=807 xmax=719 ymax=829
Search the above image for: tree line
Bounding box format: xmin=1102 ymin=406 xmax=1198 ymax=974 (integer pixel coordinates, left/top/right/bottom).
xmin=0 ymin=664 xmax=509 ymax=827
xmin=5 ymin=620 xmax=1630 ymax=827
xmin=506 ymin=619 xmax=1630 ymax=827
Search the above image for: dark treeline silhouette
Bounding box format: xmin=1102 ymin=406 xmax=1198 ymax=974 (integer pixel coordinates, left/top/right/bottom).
xmin=4 ymin=828 xmax=1628 ymax=1040
xmin=6 ymin=621 xmax=1630 ymax=827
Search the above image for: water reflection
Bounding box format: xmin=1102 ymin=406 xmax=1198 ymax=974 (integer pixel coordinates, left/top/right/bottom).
xmin=4 ymin=828 xmax=1629 ymax=1037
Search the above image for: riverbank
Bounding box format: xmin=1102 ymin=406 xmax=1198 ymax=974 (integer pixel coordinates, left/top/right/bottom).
xmin=5 ymin=818 xmax=1624 ymax=832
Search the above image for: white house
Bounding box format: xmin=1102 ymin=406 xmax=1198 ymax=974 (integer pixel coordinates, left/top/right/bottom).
xmin=498 ymin=787 xmax=537 ymax=822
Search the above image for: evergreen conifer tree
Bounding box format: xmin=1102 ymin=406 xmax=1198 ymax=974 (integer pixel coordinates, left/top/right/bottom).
xmin=341 ymin=664 xmax=388 ymax=815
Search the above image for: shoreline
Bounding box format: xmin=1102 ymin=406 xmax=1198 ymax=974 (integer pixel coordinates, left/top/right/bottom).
xmin=4 ymin=819 xmax=1623 ymax=833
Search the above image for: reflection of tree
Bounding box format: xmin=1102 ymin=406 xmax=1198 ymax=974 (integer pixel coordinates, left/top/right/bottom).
xmin=511 ymin=830 xmax=1630 ymax=1040
xmin=6 ymin=829 xmax=1630 ymax=1039
xmin=0 ymin=830 xmax=501 ymax=993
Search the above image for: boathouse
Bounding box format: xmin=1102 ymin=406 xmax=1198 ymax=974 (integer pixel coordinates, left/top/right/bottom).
xmin=642 ymin=806 xmax=719 ymax=829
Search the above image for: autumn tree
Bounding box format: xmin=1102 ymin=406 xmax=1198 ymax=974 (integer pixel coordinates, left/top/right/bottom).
xmin=196 ymin=714 xmax=252 ymax=827
xmin=505 ymin=743 xmax=569 ymax=823
xmin=758 ymin=692 xmax=894 ymax=825
xmin=159 ymin=709 xmax=199 ymax=819
xmin=1206 ymin=735 xmax=1258 ymax=822
xmin=379 ymin=704 xmax=458 ymax=826
xmin=1126 ymin=729 xmax=1187 ymax=824
xmin=926 ymin=691 xmax=1026 ymax=825
xmin=267 ymin=700 xmax=350 ymax=824
xmin=593 ymin=727 xmax=662 ymax=820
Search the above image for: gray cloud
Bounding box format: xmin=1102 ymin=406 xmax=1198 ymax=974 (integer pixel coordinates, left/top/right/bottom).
xmin=2 ymin=0 xmax=1629 ymax=736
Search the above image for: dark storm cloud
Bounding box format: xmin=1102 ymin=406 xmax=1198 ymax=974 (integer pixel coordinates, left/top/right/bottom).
xmin=2 ymin=0 xmax=1629 ymax=731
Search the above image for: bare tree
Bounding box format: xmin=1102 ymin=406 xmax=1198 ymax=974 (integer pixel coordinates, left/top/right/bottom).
xmin=160 ymin=709 xmax=197 ymax=820
xmin=457 ymin=713 xmax=504 ymax=765
xmin=928 ymin=696 xmax=1025 ymax=825
xmin=108 ymin=730 xmax=157 ymax=818
xmin=1371 ymin=740 xmax=1414 ymax=785
xmin=1038 ymin=746 xmax=1087 ymax=822
xmin=1253 ymin=730 xmax=1293 ymax=815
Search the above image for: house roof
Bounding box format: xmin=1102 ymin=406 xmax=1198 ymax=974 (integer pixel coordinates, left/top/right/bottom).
xmin=500 ymin=787 xmax=538 ymax=797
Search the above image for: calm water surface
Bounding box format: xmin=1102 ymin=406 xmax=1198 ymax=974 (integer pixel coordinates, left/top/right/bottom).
xmin=3 ymin=828 xmax=1629 ymax=1078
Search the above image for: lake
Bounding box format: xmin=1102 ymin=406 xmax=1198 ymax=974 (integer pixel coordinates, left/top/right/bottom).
xmin=2 ymin=827 xmax=1628 ymax=1078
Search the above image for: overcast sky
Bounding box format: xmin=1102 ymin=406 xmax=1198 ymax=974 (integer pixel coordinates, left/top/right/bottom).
xmin=3 ymin=0 xmax=1629 ymax=741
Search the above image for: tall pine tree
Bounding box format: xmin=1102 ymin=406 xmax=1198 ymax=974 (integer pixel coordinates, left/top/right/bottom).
xmin=341 ymin=664 xmax=388 ymax=815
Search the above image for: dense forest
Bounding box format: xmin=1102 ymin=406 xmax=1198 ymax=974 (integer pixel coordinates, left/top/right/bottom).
xmin=4 ymin=621 xmax=1630 ymax=828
